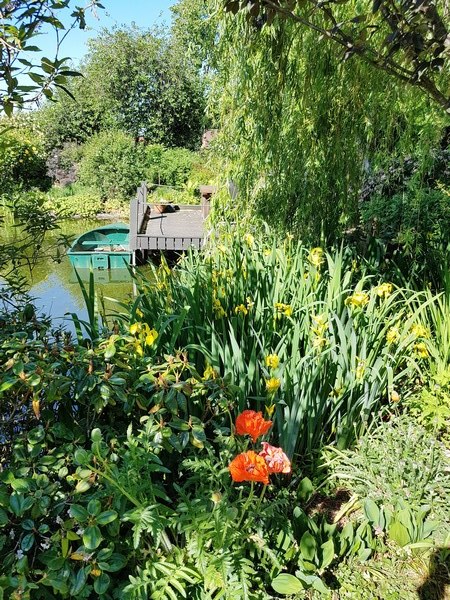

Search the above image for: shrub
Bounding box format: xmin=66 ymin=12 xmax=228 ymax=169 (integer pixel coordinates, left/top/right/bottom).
xmin=78 ymin=131 xmax=147 ymax=200
xmin=359 ymin=150 xmax=450 ymax=285
xmin=45 ymin=185 xmax=105 ymax=218
xmin=0 ymin=129 xmax=50 ymax=193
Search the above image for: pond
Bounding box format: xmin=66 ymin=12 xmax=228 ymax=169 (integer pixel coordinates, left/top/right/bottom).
xmin=1 ymin=216 xmax=142 ymax=332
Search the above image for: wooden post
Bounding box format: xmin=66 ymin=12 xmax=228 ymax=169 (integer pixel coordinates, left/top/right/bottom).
xmin=199 ymin=185 xmax=217 ymax=219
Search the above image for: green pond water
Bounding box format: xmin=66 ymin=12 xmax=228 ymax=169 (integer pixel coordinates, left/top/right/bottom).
xmin=2 ymin=217 xmax=142 ymax=331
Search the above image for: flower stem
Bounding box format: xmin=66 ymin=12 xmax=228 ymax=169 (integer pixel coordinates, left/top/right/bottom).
xmin=255 ymin=484 xmax=267 ymax=514
xmin=236 ymin=481 xmax=254 ymax=529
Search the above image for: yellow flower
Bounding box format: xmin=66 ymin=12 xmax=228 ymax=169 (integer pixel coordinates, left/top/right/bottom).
xmin=203 ymin=365 xmax=218 ymax=380
xmin=308 ymin=247 xmax=324 ymax=268
xmin=414 ymin=342 xmax=429 ymax=359
xmin=265 ymin=404 xmax=276 ymax=418
xmin=136 ymin=308 xmax=143 ymax=318
xmin=411 ymin=324 xmax=430 ymax=339
xmin=243 ymin=233 xmax=254 ymax=247
xmin=246 ymin=296 xmax=254 ymax=310
xmin=263 ymin=248 xmax=271 ymax=257
xmin=129 ymin=322 xmax=141 ymax=335
xmin=345 ymin=292 xmax=369 ymax=309
xmin=311 ymin=313 xmax=327 ymax=335
xmin=134 ymin=342 xmax=144 ymax=357
xmin=235 ymin=304 xmax=248 ymax=316
xmin=265 ymin=377 xmax=281 ymax=394
xmin=355 ymin=358 xmax=365 ymax=380
xmin=375 ymin=282 xmax=393 ymax=298
xmin=386 ymin=326 xmax=400 ymax=344
xmin=144 ymin=328 xmax=158 ymax=347
xmin=265 ymin=354 xmax=280 ymax=369
xmin=91 ymin=568 xmax=101 ymax=577
xmin=312 ymin=336 xmax=327 ymax=350
xmin=274 ymin=302 xmax=293 ymax=317
xmin=390 ymin=390 xmax=400 ymax=403
xmin=213 ymin=298 xmax=226 ymax=318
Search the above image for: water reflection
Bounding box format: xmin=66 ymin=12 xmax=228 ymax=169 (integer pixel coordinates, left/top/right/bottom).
xmin=2 ymin=218 xmax=137 ymax=330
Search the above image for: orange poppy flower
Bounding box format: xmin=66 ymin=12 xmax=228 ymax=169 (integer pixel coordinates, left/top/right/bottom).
xmin=229 ymin=451 xmax=270 ymax=484
xmin=235 ymin=410 xmax=272 ymax=443
xmin=259 ymin=442 xmax=291 ymax=474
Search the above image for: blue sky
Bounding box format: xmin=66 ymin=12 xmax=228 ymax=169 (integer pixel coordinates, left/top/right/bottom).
xmin=35 ymin=0 xmax=175 ymax=65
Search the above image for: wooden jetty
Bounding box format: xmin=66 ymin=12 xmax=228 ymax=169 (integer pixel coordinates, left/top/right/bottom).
xmin=129 ymin=182 xmax=215 ymax=257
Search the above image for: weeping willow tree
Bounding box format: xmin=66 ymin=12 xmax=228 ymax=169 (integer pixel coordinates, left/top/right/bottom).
xmin=210 ymin=5 xmax=446 ymax=243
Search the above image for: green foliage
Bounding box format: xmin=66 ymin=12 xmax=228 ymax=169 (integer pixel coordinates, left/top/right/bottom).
xmin=324 ymin=415 xmax=450 ymax=531
xmin=223 ymin=0 xmax=450 ymax=113
xmin=0 ymin=1 xmax=103 ymax=115
xmin=149 ymin=147 xmax=198 ymax=187
xmin=39 ymin=25 xmax=206 ymax=151
xmin=1 ymin=229 xmax=449 ymax=597
xmin=0 ymin=128 xmax=50 ymax=193
xmin=129 ymin=233 xmax=436 ymax=457
xmin=405 ymin=369 xmax=450 ymax=443
xmin=359 ymin=151 xmax=450 ymax=284
xmin=78 ymin=131 xmax=146 ymax=200
xmin=210 ymin=4 xmax=446 ymax=244
xmin=44 ymin=184 xmax=127 ymax=218
xmin=76 ymin=133 xmax=200 ymax=201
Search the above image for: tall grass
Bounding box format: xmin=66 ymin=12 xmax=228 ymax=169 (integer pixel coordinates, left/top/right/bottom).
xmin=122 ymin=233 xmax=438 ymax=458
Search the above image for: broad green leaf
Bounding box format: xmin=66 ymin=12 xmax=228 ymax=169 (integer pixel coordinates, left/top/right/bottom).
xmin=364 ymin=498 xmax=380 ymax=525
xmin=96 ymin=510 xmax=118 ymax=525
xmin=320 ymin=538 xmax=334 ymax=569
xmin=94 ymin=573 xmax=110 ymax=594
xmin=389 ymin=520 xmax=410 ymax=546
xmin=271 ymin=574 xmax=303 ymax=595
xmin=70 ymin=504 xmax=89 ymax=522
xmin=83 ymin=525 xmax=102 ymax=549
xmin=300 ymin=531 xmax=317 ymax=561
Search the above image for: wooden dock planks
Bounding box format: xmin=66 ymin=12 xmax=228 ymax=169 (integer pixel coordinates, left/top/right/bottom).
xmin=129 ymin=183 xmax=214 ymax=252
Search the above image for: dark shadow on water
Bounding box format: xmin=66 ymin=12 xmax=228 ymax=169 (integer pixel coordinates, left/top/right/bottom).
xmin=417 ymin=548 xmax=450 ymax=600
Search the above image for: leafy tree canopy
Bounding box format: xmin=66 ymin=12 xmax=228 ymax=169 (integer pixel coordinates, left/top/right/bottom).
xmin=40 ymin=26 xmax=206 ymax=150
xmin=223 ymin=0 xmax=450 ymax=113
xmin=0 ymin=0 xmax=104 ymax=116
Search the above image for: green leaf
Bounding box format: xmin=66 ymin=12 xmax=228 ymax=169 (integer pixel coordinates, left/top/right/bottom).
xmin=96 ymin=510 xmax=118 ymax=525
xmin=21 ymin=533 xmax=35 ymax=552
xmin=91 ymin=428 xmax=102 ymax=442
xmin=297 ymin=477 xmax=314 ymax=502
xmin=0 ymin=509 xmax=9 ymax=527
xmin=389 ymin=520 xmax=410 ymax=547
xmin=83 ymin=525 xmax=102 ymax=549
xmin=272 ymin=574 xmax=303 ymax=595
xmin=99 ymin=553 xmax=127 ymax=572
xmin=70 ymin=567 xmax=88 ymax=596
xmin=320 ymin=538 xmax=334 ymax=569
xmin=364 ymin=498 xmax=380 ymax=525
xmin=70 ymin=504 xmax=89 ymax=522
xmin=87 ymin=499 xmax=101 ymax=516
xmin=94 ymin=573 xmax=110 ymax=594
xmin=300 ymin=531 xmax=317 ymax=561
xmin=75 ymin=480 xmax=91 ymax=494
xmin=104 ymin=342 xmax=116 ymax=359
xmin=74 ymin=448 xmax=90 ymax=465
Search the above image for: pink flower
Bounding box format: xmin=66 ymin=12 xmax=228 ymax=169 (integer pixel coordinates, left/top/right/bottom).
xmin=259 ymin=442 xmax=291 ymax=474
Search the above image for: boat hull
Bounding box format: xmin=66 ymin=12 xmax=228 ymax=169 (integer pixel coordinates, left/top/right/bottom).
xmin=67 ymin=223 xmax=132 ymax=270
